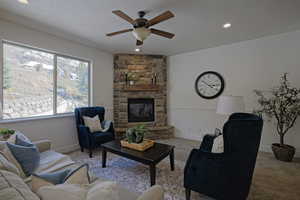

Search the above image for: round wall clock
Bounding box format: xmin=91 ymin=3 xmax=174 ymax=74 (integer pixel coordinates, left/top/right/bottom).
xmin=195 ymin=71 xmax=225 ymax=99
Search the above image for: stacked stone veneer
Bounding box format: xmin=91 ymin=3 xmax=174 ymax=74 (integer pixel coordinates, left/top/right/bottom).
xmin=113 ymin=54 xmax=174 ymax=139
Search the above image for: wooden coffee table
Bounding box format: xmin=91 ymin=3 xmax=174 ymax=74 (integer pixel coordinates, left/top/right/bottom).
xmin=101 ymin=140 xmax=175 ymax=186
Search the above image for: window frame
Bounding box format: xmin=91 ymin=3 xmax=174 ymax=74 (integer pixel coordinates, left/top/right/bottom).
xmin=0 ymin=40 xmax=92 ymax=121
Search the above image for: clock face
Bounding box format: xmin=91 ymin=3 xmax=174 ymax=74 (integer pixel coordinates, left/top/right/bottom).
xmin=195 ymin=71 xmax=225 ymax=99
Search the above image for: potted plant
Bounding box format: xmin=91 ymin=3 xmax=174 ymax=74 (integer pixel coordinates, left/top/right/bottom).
xmin=0 ymin=128 xmax=15 ymax=140
xmin=126 ymin=125 xmax=148 ymax=144
xmin=254 ymin=73 xmax=300 ymax=162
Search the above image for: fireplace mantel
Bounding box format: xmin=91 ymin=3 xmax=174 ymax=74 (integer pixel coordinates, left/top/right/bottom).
xmin=123 ymin=85 xmax=161 ymax=92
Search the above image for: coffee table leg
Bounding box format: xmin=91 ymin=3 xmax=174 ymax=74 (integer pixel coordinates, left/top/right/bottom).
xmin=102 ymin=149 xmax=107 ymax=168
xmin=150 ymin=164 xmax=156 ymax=186
xmin=170 ymin=148 xmax=175 ymax=171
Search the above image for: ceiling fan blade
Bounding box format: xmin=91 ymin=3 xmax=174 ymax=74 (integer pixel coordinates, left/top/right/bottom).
xmin=136 ymin=40 xmax=143 ymax=46
xmin=106 ymin=29 xmax=133 ymax=36
xmin=112 ymin=10 xmax=135 ymax=24
xmin=146 ymin=11 xmax=174 ymax=27
xmin=150 ymin=28 xmax=175 ymax=39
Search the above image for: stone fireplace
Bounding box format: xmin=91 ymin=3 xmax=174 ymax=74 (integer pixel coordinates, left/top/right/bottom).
xmin=113 ymin=54 xmax=174 ymax=139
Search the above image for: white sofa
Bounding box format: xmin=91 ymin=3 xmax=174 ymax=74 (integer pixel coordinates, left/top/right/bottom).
xmin=0 ymin=138 xmax=164 ymax=200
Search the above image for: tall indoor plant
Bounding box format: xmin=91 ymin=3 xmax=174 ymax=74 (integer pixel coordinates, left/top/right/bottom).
xmin=254 ymin=73 xmax=300 ymax=162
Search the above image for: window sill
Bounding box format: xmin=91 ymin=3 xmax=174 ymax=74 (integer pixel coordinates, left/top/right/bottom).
xmin=0 ymin=113 xmax=74 ymax=124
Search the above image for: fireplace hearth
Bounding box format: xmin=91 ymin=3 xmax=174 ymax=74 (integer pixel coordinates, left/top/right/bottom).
xmin=128 ymin=98 xmax=154 ymax=122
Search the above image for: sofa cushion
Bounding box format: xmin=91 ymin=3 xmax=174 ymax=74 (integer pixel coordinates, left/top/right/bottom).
xmin=7 ymin=140 xmax=40 ymax=177
xmin=0 ymin=170 xmax=40 ymax=200
xmin=0 ymin=152 xmax=20 ymax=176
xmin=36 ymin=184 xmax=86 ymax=200
xmin=36 ymin=181 xmax=119 ymax=200
xmin=36 ymin=150 xmax=75 ymax=174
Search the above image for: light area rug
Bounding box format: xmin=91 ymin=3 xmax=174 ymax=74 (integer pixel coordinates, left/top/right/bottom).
xmin=69 ymin=138 xmax=300 ymax=200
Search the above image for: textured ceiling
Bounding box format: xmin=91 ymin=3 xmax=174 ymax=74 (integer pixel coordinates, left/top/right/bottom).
xmin=0 ymin=0 xmax=300 ymax=55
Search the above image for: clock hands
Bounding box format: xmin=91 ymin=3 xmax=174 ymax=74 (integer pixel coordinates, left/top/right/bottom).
xmin=201 ymin=81 xmax=219 ymax=91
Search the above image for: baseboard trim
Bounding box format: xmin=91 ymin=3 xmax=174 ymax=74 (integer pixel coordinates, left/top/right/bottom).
xmin=55 ymin=144 xmax=80 ymax=154
xmin=175 ymin=134 xmax=300 ymax=157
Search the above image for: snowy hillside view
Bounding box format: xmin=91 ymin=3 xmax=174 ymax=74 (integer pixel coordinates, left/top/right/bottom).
xmin=2 ymin=43 xmax=89 ymax=119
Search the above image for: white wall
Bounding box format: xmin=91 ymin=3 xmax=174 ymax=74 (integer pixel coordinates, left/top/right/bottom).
xmin=0 ymin=19 xmax=113 ymax=152
xmin=168 ymin=30 xmax=300 ymax=156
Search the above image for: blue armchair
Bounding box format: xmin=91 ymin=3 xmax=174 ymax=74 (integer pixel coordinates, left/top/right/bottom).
xmin=184 ymin=113 xmax=263 ymax=200
xmin=75 ymin=107 xmax=115 ymax=158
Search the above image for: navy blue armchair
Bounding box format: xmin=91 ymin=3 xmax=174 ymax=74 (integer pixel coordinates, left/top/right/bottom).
xmin=184 ymin=113 xmax=263 ymax=200
xmin=75 ymin=107 xmax=115 ymax=158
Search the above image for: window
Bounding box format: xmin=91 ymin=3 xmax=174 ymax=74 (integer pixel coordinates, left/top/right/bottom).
xmin=1 ymin=41 xmax=91 ymax=120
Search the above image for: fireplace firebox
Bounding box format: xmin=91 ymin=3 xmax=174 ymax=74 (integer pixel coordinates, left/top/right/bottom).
xmin=128 ymin=98 xmax=155 ymax=122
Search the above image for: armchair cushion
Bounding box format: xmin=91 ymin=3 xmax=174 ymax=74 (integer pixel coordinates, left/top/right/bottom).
xmin=93 ymin=132 xmax=114 ymax=143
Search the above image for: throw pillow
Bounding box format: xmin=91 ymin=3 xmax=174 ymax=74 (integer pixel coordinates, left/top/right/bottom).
xmin=0 ymin=152 xmax=20 ymax=175
xmin=83 ymin=115 xmax=103 ymax=132
xmin=64 ymin=164 xmax=90 ymax=185
xmin=7 ymin=136 xmax=40 ymax=176
xmin=211 ymin=135 xmax=224 ymax=153
xmin=32 ymin=164 xmax=90 ymax=193
xmin=7 ymin=131 xmax=31 ymax=144
xmin=100 ymin=120 xmax=112 ymax=132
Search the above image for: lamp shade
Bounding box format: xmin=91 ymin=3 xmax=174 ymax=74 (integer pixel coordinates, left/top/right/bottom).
xmin=216 ymin=95 xmax=245 ymax=115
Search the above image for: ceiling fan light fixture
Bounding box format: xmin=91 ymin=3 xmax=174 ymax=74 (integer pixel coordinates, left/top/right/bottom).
xmin=132 ymin=27 xmax=151 ymax=41
xmin=223 ymin=23 xmax=231 ymax=29
xmin=18 ymin=0 xmax=29 ymax=4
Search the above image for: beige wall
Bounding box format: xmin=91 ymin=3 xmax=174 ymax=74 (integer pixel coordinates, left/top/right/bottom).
xmin=0 ymin=19 xmax=113 ymax=152
xmin=168 ymin=30 xmax=300 ymax=156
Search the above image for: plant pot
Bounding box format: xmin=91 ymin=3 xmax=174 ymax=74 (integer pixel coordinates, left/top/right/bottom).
xmin=271 ymin=143 xmax=295 ymax=162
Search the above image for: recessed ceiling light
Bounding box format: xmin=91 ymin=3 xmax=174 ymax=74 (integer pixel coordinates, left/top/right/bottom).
xmin=18 ymin=0 xmax=29 ymax=4
xmin=135 ymin=48 xmax=141 ymax=52
xmin=223 ymin=23 xmax=231 ymax=29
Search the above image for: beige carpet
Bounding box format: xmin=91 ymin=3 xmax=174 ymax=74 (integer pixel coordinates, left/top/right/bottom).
xmin=69 ymin=138 xmax=300 ymax=200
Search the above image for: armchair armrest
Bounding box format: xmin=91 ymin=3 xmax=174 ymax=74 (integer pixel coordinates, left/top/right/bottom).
xmin=137 ymin=185 xmax=164 ymax=200
xmin=185 ymin=149 xmax=225 ymax=173
xmin=33 ymin=139 xmax=52 ymax=152
xmin=199 ymin=134 xmax=218 ymax=152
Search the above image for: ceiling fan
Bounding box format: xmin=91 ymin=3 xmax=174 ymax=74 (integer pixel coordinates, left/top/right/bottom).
xmin=106 ymin=10 xmax=175 ymax=46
